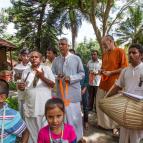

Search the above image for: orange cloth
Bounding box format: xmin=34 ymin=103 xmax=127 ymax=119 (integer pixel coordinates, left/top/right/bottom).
xmin=59 ymin=79 xmax=70 ymax=107
xmin=100 ymin=48 xmax=128 ymax=91
xmin=89 ymin=72 xmax=95 ymax=85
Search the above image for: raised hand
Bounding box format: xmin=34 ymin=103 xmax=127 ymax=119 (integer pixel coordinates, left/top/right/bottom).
xmin=35 ymin=68 xmax=44 ymax=79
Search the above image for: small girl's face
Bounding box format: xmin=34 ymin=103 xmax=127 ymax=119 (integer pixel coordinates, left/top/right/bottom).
xmin=46 ymin=106 xmax=64 ymax=130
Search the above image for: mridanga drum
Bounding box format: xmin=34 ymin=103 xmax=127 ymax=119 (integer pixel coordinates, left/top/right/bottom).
xmin=99 ymin=93 xmax=143 ymax=130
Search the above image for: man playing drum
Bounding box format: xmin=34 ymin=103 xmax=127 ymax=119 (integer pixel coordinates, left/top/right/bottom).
xmin=106 ymin=43 xmax=143 ymax=143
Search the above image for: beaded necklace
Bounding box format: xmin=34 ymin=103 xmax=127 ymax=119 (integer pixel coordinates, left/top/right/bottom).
xmin=49 ymin=124 xmax=64 ymax=143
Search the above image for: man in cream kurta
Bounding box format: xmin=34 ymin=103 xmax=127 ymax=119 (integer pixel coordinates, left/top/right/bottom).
xmin=18 ymin=51 xmax=55 ymax=143
xmin=87 ymin=50 xmax=102 ymax=111
xmin=13 ymin=48 xmax=31 ymax=117
xmin=22 ymin=64 xmax=55 ymax=117
xmin=52 ymin=38 xmax=85 ymax=141
xmin=106 ymin=43 xmax=143 ymax=143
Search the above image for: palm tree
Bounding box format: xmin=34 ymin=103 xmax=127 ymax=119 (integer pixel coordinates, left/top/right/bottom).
xmin=115 ymin=5 xmax=143 ymax=46
xmin=48 ymin=0 xmax=85 ymax=49
xmin=57 ymin=8 xmax=83 ymax=49
xmin=78 ymin=0 xmax=136 ymax=51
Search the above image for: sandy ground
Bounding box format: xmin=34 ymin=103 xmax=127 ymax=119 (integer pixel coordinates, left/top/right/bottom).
xmin=83 ymin=112 xmax=119 ymax=143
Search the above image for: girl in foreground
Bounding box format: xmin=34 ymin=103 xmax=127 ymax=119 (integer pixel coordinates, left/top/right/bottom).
xmin=38 ymin=98 xmax=77 ymax=143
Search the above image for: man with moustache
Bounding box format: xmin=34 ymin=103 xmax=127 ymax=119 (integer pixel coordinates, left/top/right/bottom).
xmin=45 ymin=47 xmax=57 ymax=68
xmin=87 ymin=50 xmax=102 ymax=112
xmin=106 ymin=43 xmax=143 ymax=143
xmin=13 ymin=48 xmax=31 ymax=117
xmin=18 ymin=51 xmax=55 ymax=143
xmin=52 ymin=38 xmax=85 ymax=141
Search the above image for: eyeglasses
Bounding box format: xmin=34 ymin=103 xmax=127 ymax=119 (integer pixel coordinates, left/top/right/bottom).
xmin=59 ymin=43 xmax=67 ymax=46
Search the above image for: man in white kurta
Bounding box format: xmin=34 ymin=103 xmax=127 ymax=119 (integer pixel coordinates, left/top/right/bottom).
xmin=13 ymin=48 xmax=31 ymax=117
xmin=44 ymin=47 xmax=57 ymax=69
xmin=18 ymin=51 xmax=55 ymax=143
xmin=44 ymin=48 xmax=57 ymax=97
xmin=87 ymin=50 xmax=102 ymax=111
xmin=106 ymin=43 xmax=143 ymax=143
xmin=52 ymin=38 xmax=85 ymax=141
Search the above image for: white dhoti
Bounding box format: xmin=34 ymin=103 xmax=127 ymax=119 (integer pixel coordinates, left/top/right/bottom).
xmin=65 ymin=102 xmax=83 ymax=141
xmin=18 ymin=99 xmax=25 ymax=118
xmin=17 ymin=90 xmax=25 ymax=118
xmin=25 ymin=116 xmax=47 ymax=143
xmin=24 ymin=87 xmax=51 ymax=143
xmin=119 ymin=127 xmax=143 ymax=143
xmin=96 ymin=88 xmax=118 ymax=129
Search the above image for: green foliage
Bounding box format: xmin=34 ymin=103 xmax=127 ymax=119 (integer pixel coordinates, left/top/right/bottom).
xmin=9 ymin=81 xmax=17 ymax=90
xmin=115 ymin=5 xmax=143 ymax=46
xmin=6 ymin=97 xmax=18 ymax=110
xmin=47 ymin=0 xmax=86 ymax=49
xmin=4 ymin=0 xmax=59 ymax=53
xmin=78 ymin=0 xmax=136 ymax=46
xmin=0 ymin=9 xmax=9 ymax=36
xmin=0 ymin=0 xmax=140 ymax=53
xmin=6 ymin=81 xmax=18 ymax=110
xmin=76 ymin=39 xmax=101 ymax=64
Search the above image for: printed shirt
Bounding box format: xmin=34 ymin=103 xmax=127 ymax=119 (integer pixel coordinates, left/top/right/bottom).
xmin=38 ymin=124 xmax=77 ymax=143
xmin=0 ymin=103 xmax=26 ymax=143
xmin=87 ymin=59 xmax=102 ymax=86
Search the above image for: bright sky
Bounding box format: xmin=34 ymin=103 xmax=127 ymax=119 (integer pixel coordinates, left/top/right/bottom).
xmin=59 ymin=21 xmax=95 ymax=44
xmin=0 ymin=0 xmax=12 ymax=9
xmin=0 ymin=0 xmax=95 ymax=44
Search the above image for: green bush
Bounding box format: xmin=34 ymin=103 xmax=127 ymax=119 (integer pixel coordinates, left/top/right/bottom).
xmin=76 ymin=39 xmax=101 ymax=64
xmin=6 ymin=97 xmax=18 ymax=110
xmin=9 ymin=81 xmax=17 ymax=90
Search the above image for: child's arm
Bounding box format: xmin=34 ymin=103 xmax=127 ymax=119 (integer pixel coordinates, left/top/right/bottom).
xmin=21 ymin=128 xmax=29 ymax=143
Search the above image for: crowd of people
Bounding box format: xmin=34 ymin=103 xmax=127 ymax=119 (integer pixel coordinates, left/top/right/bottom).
xmin=0 ymin=35 xmax=143 ymax=143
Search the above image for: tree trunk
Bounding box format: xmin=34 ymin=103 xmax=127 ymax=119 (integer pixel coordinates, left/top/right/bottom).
xmin=36 ymin=4 xmax=46 ymax=51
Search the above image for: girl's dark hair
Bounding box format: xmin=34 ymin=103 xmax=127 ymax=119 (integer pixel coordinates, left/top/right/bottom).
xmin=129 ymin=43 xmax=143 ymax=54
xmin=45 ymin=98 xmax=65 ymax=116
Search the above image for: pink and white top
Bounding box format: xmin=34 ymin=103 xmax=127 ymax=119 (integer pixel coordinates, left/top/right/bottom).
xmin=38 ymin=123 xmax=77 ymax=143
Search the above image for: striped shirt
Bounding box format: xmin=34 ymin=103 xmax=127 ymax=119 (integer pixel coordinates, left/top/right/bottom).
xmin=0 ymin=103 xmax=26 ymax=143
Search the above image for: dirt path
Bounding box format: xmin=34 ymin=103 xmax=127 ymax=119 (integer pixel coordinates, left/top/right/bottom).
xmin=83 ymin=112 xmax=119 ymax=143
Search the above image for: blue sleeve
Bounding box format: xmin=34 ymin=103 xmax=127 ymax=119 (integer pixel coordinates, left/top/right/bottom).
xmin=6 ymin=111 xmax=26 ymax=137
xmin=82 ymin=65 xmax=89 ymax=87
xmin=70 ymin=57 xmax=85 ymax=84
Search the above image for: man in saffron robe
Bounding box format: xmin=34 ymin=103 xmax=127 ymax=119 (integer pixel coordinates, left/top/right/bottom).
xmin=96 ymin=35 xmax=128 ymax=134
